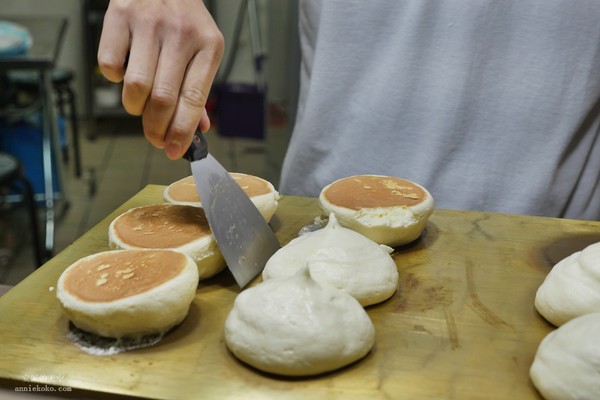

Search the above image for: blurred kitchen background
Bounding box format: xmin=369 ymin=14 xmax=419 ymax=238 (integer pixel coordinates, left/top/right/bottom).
xmin=0 ymin=0 xmax=300 ymax=287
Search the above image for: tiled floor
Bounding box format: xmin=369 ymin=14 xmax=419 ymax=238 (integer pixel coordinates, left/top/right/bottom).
xmin=0 ymin=117 xmax=273 ymax=287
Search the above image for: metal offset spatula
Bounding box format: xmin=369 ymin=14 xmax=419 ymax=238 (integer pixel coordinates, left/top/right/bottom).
xmin=185 ymin=130 xmax=280 ymax=288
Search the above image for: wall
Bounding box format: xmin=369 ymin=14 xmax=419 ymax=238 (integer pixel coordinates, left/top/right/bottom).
xmin=213 ymin=0 xmax=299 ymax=184
xmin=2 ymin=0 xmax=85 ymax=113
xmin=1 ymin=0 xmax=298 ymax=120
xmin=1 ymin=0 xmax=299 ymax=184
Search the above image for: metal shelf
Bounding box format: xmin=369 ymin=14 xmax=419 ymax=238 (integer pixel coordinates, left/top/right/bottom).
xmin=82 ymin=0 xmax=133 ymax=140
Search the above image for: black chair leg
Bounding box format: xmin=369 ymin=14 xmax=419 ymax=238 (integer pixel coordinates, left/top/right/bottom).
xmin=15 ymin=177 xmax=44 ymax=267
xmin=65 ymin=86 xmax=82 ymax=178
xmin=55 ymin=84 xmax=82 ymax=178
xmin=55 ymin=87 xmax=70 ymax=163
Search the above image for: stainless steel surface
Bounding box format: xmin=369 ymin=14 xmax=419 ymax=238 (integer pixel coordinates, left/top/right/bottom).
xmin=188 ymin=132 xmax=280 ymax=287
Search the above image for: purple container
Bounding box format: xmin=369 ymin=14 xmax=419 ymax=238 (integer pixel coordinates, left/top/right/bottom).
xmin=214 ymin=83 xmax=265 ymax=140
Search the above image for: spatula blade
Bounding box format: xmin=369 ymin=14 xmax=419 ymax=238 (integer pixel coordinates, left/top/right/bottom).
xmin=187 ymin=131 xmax=280 ymax=288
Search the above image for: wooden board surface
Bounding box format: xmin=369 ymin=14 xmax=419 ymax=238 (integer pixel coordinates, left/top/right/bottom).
xmin=1 ymin=185 xmax=600 ymax=399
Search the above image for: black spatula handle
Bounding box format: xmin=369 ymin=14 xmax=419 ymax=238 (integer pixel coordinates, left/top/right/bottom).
xmin=185 ymin=130 xmax=209 ymax=162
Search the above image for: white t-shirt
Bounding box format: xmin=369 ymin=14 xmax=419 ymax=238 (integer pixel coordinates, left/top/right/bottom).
xmin=279 ymin=0 xmax=600 ymax=220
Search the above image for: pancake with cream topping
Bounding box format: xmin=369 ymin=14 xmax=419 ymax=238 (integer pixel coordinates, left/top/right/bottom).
xmin=319 ymin=175 xmax=434 ymax=247
xmin=163 ymin=173 xmax=279 ymax=222
xmin=56 ymin=249 xmax=198 ymax=338
xmin=109 ymin=204 xmax=225 ymax=280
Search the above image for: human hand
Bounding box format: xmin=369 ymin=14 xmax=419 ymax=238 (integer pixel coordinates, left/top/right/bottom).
xmin=97 ymin=0 xmax=224 ymax=160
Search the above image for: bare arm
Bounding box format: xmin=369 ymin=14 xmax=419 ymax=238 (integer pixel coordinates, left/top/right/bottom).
xmin=97 ymin=0 xmax=224 ymax=159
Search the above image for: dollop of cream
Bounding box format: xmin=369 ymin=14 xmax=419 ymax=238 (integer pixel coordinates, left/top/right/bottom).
xmin=224 ymin=266 xmax=375 ymax=376
xmin=530 ymin=312 xmax=600 ymax=400
xmin=535 ymin=242 xmax=600 ymax=326
xmin=262 ymin=213 xmax=399 ymax=306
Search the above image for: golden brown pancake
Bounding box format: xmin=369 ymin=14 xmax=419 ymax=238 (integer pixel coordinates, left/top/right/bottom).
xmin=163 ymin=173 xmax=280 ymax=222
xmin=319 ymin=174 xmax=434 ymax=247
xmin=62 ymin=249 xmax=188 ymax=303
xmin=321 ymin=175 xmax=427 ymax=210
xmin=108 ymin=204 xmax=227 ymax=280
xmin=111 ymin=204 xmax=210 ymax=249
xmin=166 ymin=173 xmax=273 ymax=203
xmin=56 ymin=249 xmax=199 ymax=338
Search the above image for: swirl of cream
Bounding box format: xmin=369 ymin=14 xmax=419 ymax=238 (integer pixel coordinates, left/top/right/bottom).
xmin=530 ymin=312 xmax=600 ymax=400
xmin=262 ymin=213 xmax=399 ymax=306
xmin=224 ymin=265 xmax=375 ymax=376
xmin=535 ymin=242 xmax=600 ymax=326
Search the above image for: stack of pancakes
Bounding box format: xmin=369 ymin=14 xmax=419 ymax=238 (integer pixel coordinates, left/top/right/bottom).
xmin=57 ymin=172 xmax=279 ymax=341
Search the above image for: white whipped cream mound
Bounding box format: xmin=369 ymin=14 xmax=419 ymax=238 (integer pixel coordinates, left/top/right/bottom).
xmin=530 ymin=312 xmax=600 ymax=400
xmin=224 ymin=266 xmax=375 ymax=376
xmin=262 ymin=213 xmax=398 ymax=306
xmin=535 ymin=242 xmax=600 ymax=326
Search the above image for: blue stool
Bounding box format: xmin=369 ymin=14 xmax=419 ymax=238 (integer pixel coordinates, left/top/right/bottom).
xmin=0 ymin=152 xmax=44 ymax=268
xmin=6 ymin=68 xmax=82 ymax=178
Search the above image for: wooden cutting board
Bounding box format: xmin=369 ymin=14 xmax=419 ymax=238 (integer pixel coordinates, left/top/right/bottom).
xmin=1 ymin=185 xmax=599 ymax=399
